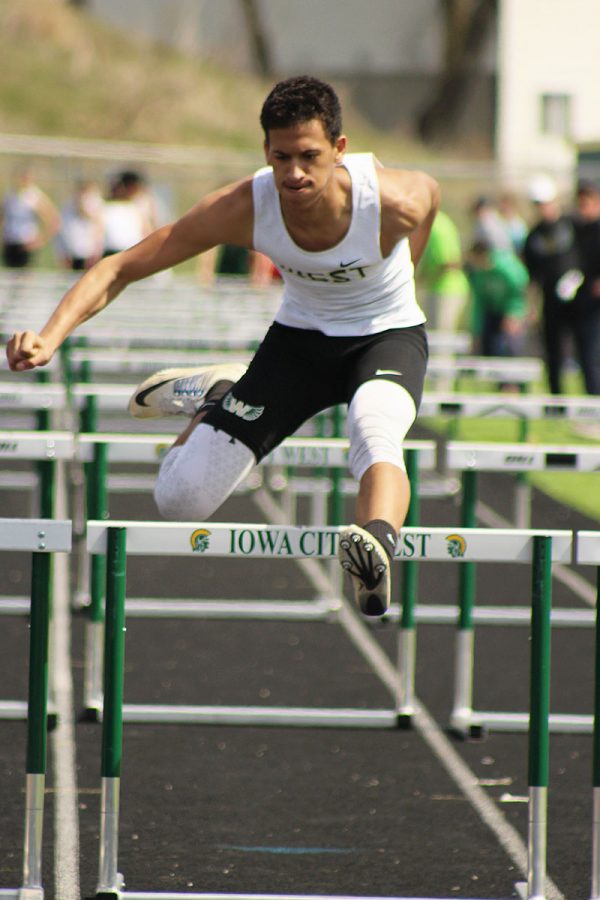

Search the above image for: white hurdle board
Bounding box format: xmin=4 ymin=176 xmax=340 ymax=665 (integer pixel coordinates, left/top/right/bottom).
xmin=421 ymin=392 xmax=600 ymax=420
xmin=0 ymin=382 xmax=67 ymax=411
xmin=447 ymin=441 xmax=600 ymax=472
xmin=76 ymin=432 xmax=437 ymax=470
xmin=577 ymin=532 xmax=600 ymax=565
xmin=427 ymin=355 xmax=542 ymax=384
xmin=88 ymin=521 xmax=572 ymax=562
xmin=0 ymin=517 xmax=71 ymax=553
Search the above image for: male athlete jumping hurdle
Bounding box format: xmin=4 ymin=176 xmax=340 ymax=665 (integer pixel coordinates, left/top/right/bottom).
xmin=6 ymin=75 xmax=439 ymax=616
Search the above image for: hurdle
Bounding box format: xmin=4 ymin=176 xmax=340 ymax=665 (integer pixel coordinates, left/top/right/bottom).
xmin=87 ymin=522 xmax=561 ymax=900
xmin=447 ymin=440 xmax=600 ymax=528
xmin=0 ymin=517 xmax=71 ymax=900
xmin=78 ymin=435 xmax=436 ymax=717
xmin=440 ymin=442 xmax=598 ymax=737
xmin=574 ymin=531 xmax=600 ymax=900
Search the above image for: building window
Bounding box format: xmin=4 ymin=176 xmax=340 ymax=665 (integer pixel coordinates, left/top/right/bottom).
xmin=540 ymin=93 xmax=572 ymax=138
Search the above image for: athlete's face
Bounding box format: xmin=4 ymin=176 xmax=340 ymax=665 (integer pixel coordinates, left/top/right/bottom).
xmin=264 ymin=118 xmax=346 ymax=206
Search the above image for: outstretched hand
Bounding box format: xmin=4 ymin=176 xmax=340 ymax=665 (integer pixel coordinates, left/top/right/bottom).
xmin=6 ymin=331 xmax=54 ymax=372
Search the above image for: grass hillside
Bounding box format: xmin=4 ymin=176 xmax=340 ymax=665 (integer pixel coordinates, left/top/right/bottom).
xmin=0 ymin=0 xmax=430 ymax=161
xmin=0 ymin=0 xmax=272 ymax=149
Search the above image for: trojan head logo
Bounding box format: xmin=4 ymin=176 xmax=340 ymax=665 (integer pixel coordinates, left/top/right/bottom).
xmin=190 ymin=528 xmax=211 ymax=553
xmin=446 ymin=534 xmax=467 ymax=559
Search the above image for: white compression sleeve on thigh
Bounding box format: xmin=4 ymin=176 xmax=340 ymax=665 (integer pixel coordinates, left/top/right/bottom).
xmin=154 ymin=423 xmax=256 ymax=520
xmin=347 ymin=379 xmax=417 ymax=482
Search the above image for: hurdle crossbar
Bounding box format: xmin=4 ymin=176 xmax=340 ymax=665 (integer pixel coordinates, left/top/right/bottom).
xmin=0 ymin=518 xmax=71 ymax=900
xmin=91 ymin=523 xmax=560 ymax=900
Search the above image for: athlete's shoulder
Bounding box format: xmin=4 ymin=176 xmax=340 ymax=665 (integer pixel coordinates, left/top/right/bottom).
xmin=377 ymin=167 xmax=440 ymax=236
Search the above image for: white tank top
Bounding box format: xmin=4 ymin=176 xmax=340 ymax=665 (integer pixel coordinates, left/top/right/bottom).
xmin=252 ymin=152 xmax=425 ymax=336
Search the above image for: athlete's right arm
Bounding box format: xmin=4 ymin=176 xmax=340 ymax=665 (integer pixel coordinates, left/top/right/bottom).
xmin=6 ymin=178 xmax=255 ymax=371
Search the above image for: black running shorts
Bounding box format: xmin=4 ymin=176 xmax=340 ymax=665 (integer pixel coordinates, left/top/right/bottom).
xmin=203 ymin=322 xmax=428 ymax=461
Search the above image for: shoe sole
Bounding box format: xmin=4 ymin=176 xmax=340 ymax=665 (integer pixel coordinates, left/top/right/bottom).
xmin=128 ymin=364 xmax=247 ymax=419
xmin=338 ymin=525 xmax=391 ymax=617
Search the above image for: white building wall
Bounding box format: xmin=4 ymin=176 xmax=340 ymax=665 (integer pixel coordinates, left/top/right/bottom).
xmin=497 ymin=0 xmax=600 ymax=185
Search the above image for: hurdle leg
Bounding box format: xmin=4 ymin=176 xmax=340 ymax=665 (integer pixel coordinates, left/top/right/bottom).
xmin=590 ymin=566 xmax=600 ymax=900
xmin=514 ymin=415 xmax=532 ymax=529
xmin=397 ymin=449 xmax=420 ymax=723
xmin=516 ymin=535 xmax=552 ymax=900
xmin=97 ymin=527 xmax=127 ymax=898
xmin=84 ymin=443 xmax=109 ymax=717
xmin=20 ymin=552 xmax=52 ymax=899
xmin=450 ymin=470 xmax=482 ymax=738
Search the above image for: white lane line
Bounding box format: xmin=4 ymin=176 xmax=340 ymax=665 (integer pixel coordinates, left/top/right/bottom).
xmin=51 ymin=458 xmax=81 ymax=899
xmin=477 ymin=499 xmax=597 ymax=606
xmin=254 ymin=487 xmax=565 ymax=900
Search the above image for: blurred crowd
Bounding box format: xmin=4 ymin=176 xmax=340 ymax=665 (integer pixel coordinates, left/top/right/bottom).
xmin=418 ymin=175 xmax=600 ymax=396
xmin=2 ymin=165 xmax=600 ymax=395
xmin=0 ymin=166 xmax=163 ymax=273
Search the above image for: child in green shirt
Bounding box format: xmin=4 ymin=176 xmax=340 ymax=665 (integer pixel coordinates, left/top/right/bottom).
xmin=466 ymin=240 xmax=529 ymax=357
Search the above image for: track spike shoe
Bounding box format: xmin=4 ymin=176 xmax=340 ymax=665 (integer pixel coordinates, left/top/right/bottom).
xmin=128 ymin=363 xmax=247 ymax=419
xmin=338 ymin=523 xmax=391 ymax=617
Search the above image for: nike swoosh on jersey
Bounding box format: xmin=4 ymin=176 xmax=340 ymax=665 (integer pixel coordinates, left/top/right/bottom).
xmin=339 ymin=257 xmax=361 ymax=267
xmin=375 ymin=369 xmax=403 ymax=377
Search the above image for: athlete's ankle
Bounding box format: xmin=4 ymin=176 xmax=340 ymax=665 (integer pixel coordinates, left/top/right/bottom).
xmin=362 ymin=519 xmax=397 ymax=560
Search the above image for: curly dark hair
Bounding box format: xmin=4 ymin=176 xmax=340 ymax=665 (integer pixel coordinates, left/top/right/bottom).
xmin=260 ymin=75 xmax=342 ymax=145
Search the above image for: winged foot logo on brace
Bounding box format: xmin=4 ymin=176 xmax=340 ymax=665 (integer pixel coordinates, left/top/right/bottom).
xmin=222 ymin=391 xmax=265 ymax=421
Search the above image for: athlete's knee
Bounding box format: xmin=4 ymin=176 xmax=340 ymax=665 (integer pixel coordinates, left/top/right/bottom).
xmin=153 ymin=424 xmax=255 ymax=520
xmin=347 ymin=379 xmax=417 ymax=482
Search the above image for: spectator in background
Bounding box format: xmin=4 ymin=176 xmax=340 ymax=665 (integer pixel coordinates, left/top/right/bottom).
xmin=56 ymin=180 xmax=104 ymax=271
xmin=470 ymin=195 xmax=513 ymax=253
xmin=197 ymin=245 xmax=281 ymax=287
xmin=523 ymin=174 xmax=579 ymax=394
xmin=465 ymin=239 xmax=529 ymax=362
xmin=498 ymin=190 xmax=527 ymax=254
xmin=571 ymin=178 xmax=600 ymax=395
xmin=101 ymin=171 xmax=147 ymax=256
xmin=418 ymin=208 xmax=470 ymax=333
xmin=119 ymin=169 xmax=160 ymax=236
xmin=1 ymin=166 xmax=61 ymax=268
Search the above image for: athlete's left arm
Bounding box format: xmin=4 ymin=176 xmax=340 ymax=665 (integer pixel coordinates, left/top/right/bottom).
xmin=378 ymin=169 xmax=440 ymax=266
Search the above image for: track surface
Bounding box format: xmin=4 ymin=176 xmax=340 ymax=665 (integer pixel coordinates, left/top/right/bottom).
xmin=0 ymin=439 xmax=596 ymax=900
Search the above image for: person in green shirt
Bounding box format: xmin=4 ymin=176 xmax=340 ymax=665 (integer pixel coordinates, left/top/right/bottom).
xmin=465 ymin=240 xmax=529 ymax=357
xmin=419 ymin=209 xmax=470 ymax=332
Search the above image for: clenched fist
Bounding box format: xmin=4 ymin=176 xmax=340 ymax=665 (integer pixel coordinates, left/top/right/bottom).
xmin=6 ymin=331 xmax=55 ymax=372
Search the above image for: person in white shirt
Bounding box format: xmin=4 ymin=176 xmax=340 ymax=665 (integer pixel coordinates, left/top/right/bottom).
xmin=101 ymin=172 xmax=147 ymax=256
xmin=1 ymin=166 xmax=61 ymax=268
xmin=56 ymin=180 xmax=104 ymax=271
xmin=6 ymin=76 xmax=439 ymax=617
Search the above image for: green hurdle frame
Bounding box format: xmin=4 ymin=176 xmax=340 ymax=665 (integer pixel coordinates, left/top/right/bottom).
xmin=0 ymin=518 xmax=71 ymax=900
xmin=88 ymin=521 xmax=563 ymax=900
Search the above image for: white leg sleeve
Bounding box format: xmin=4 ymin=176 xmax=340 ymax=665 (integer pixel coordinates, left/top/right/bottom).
xmin=347 ymin=379 xmax=417 ymax=482
xmin=154 ymin=423 xmax=256 ymax=520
